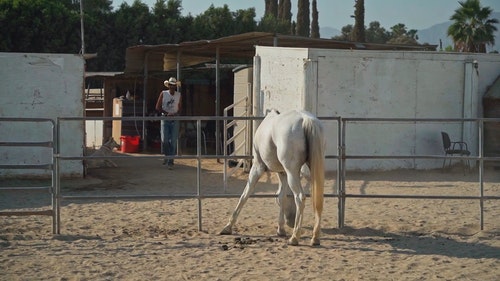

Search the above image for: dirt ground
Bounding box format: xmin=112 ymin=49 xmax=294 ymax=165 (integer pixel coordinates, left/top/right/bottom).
xmin=1 ymin=154 xmax=499 ymax=280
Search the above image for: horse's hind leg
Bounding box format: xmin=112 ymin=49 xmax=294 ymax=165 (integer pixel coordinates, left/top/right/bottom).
xmin=276 ymin=173 xmax=286 ymax=236
xmin=220 ymin=161 xmax=265 ymax=235
xmin=276 ymin=172 xmax=293 ymax=236
xmin=286 ymin=170 xmax=306 ymax=246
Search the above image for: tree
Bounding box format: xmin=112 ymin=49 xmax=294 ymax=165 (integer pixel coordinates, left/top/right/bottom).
xmin=82 ymin=0 xmax=116 ymax=70
xmin=278 ymin=0 xmax=293 ymax=34
xmin=352 ymin=0 xmax=365 ymax=42
xmin=335 ymin=21 xmax=420 ymax=45
xmin=110 ymin=0 xmax=153 ymax=70
xmin=265 ymin=0 xmax=278 ymax=18
xmin=151 ymin=0 xmax=183 ymax=44
xmin=260 ymin=0 xmax=293 ymax=34
xmin=114 ymin=0 xmax=153 ymax=45
xmin=447 ymin=0 xmax=498 ymax=53
xmin=278 ymin=0 xmax=292 ymax=23
xmin=191 ymin=5 xmax=230 ymax=39
xmin=191 ymin=4 xmax=256 ymax=40
xmin=233 ymin=8 xmax=257 ymax=34
xmin=365 ymin=21 xmax=390 ymax=43
xmin=296 ymin=0 xmax=310 ymax=37
xmin=0 ymin=0 xmax=80 ymax=53
xmin=258 ymin=13 xmax=291 ymax=34
xmin=82 ymin=0 xmax=113 ymax=14
xmin=386 ymin=23 xmax=419 ymax=45
xmin=310 ymin=0 xmax=319 ymax=38
xmin=333 ymin=25 xmax=353 ymax=41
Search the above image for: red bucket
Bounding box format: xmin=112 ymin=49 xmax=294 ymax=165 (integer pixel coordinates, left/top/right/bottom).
xmin=120 ymin=135 xmax=140 ymax=153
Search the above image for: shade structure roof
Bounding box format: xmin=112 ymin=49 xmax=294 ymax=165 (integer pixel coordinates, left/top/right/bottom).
xmin=125 ymin=32 xmax=437 ymax=74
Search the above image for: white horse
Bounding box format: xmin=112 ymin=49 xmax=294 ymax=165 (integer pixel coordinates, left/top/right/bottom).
xmin=220 ymin=109 xmax=325 ymax=246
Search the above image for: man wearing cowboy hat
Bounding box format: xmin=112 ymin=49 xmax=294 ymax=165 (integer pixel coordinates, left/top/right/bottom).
xmin=155 ymin=77 xmax=182 ymax=169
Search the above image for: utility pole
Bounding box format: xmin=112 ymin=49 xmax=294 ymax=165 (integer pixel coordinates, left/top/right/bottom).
xmin=80 ymin=0 xmax=85 ymax=55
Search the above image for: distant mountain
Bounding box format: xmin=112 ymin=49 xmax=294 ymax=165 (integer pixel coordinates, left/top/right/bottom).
xmin=417 ymin=11 xmax=500 ymax=52
xmin=319 ymin=26 xmax=341 ymax=39
xmin=417 ymin=21 xmax=453 ymax=48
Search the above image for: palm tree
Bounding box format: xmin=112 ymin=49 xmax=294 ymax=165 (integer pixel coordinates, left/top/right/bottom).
xmin=447 ymin=0 xmax=498 ymax=53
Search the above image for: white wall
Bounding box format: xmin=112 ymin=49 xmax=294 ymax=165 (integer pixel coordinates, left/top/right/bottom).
xmin=0 ymin=53 xmax=85 ymax=177
xmin=255 ymin=46 xmax=500 ymax=171
xmin=256 ymin=47 xmax=310 ymax=114
xmin=86 ymin=120 xmax=103 ymax=148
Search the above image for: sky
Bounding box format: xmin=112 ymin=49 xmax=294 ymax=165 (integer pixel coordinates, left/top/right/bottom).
xmin=112 ymin=0 xmax=500 ymax=31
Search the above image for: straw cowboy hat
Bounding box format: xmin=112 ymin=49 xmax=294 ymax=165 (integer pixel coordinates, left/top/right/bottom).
xmin=164 ymin=77 xmax=178 ymax=87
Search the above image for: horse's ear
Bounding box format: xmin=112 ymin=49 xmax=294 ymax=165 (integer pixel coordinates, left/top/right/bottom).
xmin=265 ymin=108 xmax=280 ymax=116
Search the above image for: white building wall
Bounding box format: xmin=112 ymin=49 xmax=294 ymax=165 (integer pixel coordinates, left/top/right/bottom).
xmin=255 ymin=46 xmax=500 ymax=171
xmin=256 ymin=48 xmax=310 ymax=114
xmin=0 ymin=53 xmax=85 ymax=177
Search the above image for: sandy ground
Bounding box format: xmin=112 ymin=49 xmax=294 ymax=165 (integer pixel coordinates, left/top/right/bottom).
xmin=1 ymin=154 xmax=499 ymax=281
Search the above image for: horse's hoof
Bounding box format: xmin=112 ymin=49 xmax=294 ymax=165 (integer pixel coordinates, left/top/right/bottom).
xmin=288 ymin=237 xmax=299 ymax=246
xmin=219 ymin=226 xmax=232 ymax=235
xmin=276 ymin=228 xmax=287 ymax=237
xmin=310 ymin=238 xmax=320 ymax=246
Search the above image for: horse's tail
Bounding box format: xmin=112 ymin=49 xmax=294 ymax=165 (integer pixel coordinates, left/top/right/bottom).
xmin=303 ymin=115 xmax=325 ymax=219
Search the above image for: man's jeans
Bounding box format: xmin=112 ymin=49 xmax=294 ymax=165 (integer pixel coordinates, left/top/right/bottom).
xmin=161 ymin=119 xmax=180 ymax=165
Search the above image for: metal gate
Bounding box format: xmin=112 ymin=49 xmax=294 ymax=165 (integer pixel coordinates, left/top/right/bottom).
xmin=0 ymin=118 xmax=57 ymax=233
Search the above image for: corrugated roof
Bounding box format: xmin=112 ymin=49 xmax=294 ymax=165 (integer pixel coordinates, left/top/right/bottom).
xmin=125 ymin=32 xmax=437 ymax=73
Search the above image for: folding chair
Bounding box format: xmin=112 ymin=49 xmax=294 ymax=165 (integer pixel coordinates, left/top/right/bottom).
xmin=441 ymin=131 xmax=471 ymax=170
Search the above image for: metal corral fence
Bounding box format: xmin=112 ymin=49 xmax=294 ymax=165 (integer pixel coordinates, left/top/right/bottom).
xmin=0 ymin=118 xmax=58 ymax=233
xmin=1 ymin=116 xmax=499 ymax=234
xmin=56 ymin=115 xmax=263 ymax=235
xmin=338 ymin=117 xmax=500 ymax=231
